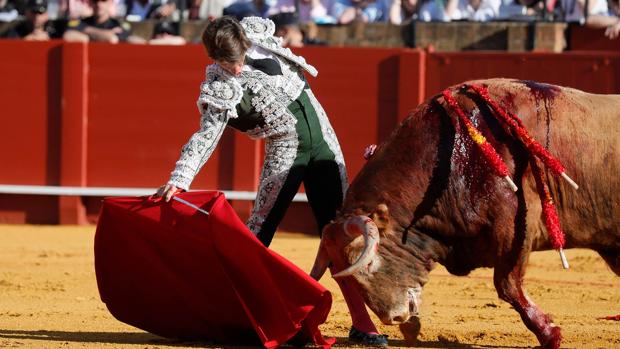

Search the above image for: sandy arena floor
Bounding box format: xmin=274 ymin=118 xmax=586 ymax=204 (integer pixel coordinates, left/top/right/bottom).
xmin=0 ymin=224 xmax=618 ymax=349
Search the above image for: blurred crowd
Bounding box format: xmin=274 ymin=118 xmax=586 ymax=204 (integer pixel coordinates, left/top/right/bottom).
xmin=1 ymin=0 xmax=619 ymax=44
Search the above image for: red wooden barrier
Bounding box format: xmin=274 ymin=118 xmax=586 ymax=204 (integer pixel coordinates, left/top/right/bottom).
xmin=0 ymin=40 xmax=63 ymax=224
xmin=1 ymin=40 xmax=619 ymax=232
xmin=298 ymin=46 xmax=417 ymax=177
xmin=0 ymin=40 xmax=62 ymax=185
xmin=569 ymin=24 xmax=620 ymax=52
xmin=60 ymin=42 xmax=89 ymax=224
xmin=86 ymin=43 xmax=215 ymax=188
xmin=425 ymin=51 xmax=620 ymax=97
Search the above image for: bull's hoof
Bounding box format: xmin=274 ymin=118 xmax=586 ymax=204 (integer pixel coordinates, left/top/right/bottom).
xmin=540 ymin=325 xmax=562 ymax=349
xmin=399 ymin=316 xmax=421 ymax=346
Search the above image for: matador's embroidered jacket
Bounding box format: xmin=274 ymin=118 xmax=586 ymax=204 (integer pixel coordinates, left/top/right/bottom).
xmin=167 ymin=17 xmax=347 ymax=235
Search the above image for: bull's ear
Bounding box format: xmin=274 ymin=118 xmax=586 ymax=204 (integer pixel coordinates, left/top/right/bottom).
xmin=371 ymin=203 xmax=390 ymax=236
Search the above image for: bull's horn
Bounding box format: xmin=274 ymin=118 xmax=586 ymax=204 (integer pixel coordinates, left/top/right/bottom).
xmin=310 ymin=238 xmax=330 ymax=281
xmin=333 ymin=216 xmax=380 ymax=278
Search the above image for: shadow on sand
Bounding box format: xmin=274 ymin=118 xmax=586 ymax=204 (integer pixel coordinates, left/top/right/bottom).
xmin=0 ymin=330 xmax=538 ymax=348
xmin=0 ymin=329 xmax=252 ymax=348
xmin=387 ymin=337 xmax=537 ymax=349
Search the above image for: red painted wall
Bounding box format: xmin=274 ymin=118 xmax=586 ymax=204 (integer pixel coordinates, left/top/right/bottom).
xmin=301 ymin=46 xmax=411 ymax=177
xmin=85 ymin=44 xmax=220 ymax=188
xmin=0 ymin=41 xmax=62 ymax=186
xmin=0 ymin=41 xmax=63 ymax=224
xmin=1 ymin=40 xmax=619 ymax=232
xmin=425 ymin=51 xmax=620 ymax=98
xmin=569 ymin=24 xmax=620 ymax=52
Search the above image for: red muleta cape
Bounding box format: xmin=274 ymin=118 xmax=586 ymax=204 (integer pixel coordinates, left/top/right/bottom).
xmin=94 ymin=191 xmax=333 ymax=348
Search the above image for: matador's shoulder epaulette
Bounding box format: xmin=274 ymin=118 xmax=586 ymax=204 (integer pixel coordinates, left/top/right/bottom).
xmin=240 ymin=16 xmax=318 ymax=77
xmin=196 ymin=64 xmax=244 ymax=118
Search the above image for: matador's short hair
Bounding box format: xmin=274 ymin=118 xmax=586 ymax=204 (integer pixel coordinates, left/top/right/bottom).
xmin=202 ymin=16 xmax=252 ymax=64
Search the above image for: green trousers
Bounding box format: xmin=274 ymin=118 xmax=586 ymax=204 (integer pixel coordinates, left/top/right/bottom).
xmin=255 ymin=90 xmax=345 ymax=247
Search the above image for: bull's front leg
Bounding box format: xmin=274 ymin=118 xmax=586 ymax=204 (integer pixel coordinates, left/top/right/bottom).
xmin=494 ymin=262 xmax=562 ymax=349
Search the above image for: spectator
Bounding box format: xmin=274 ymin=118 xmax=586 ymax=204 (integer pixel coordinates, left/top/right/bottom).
xmin=267 ymin=0 xmax=335 ymax=23
xmin=4 ymin=0 xmax=59 ymax=39
xmin=559 ymin=0 xmax=608 ymax=23
xmin=196 ymin=0 xmax=234 ymax=19
xmin=389 ymin=0 xmax=418 ymax=24
xmin=187 ymin=0 xmax=201 ymax=18
xmin=601 ymin=0 xmax=620 ymax=37
xmin=148 ymin=20 xmax=185 ymax=44
xmin=269 ymin=11 xmax=304 ymax=46
xmin=148 ymin=0 xmax=178 ymax=19
xmin=332 ymin=0 xmax=390 ymax=23
xmin=223 ymin=0 xmax=273 ymax=19
xmin=0 ymin=0 xmax=19 ymax=22
xmin=419 ymin=0 xmax=501 ymax=21
xmin=64 ymin=0 xmax=95 ymax=19
xmin=124 ymin=0 xmax=178 ymax=21
xmin=498 ymin=0 xmax=530 ymax=19
xmin=124 ymin=0 xmax=155 ymax=20
xmin=45 ymin=0 xmax=63 ymax=18
xmin=507 ymin=0 xmax=550 ymax=19
xmin=578 ymin=0 xmax=620 ymax=38
xmin=63 ymin=0 xmax=143 ymax=43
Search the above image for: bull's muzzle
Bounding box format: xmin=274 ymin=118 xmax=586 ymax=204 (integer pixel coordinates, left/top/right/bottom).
xmin=383 ymin=287 xmax=423 ymax=324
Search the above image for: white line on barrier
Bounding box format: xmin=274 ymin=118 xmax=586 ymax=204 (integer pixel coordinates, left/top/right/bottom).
xmin=0 ymin=185 xmax=308 ymax=202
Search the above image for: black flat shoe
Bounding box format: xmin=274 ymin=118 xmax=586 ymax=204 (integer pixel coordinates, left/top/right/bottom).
xmin=348 ymin=326 xmax=388 ymax=347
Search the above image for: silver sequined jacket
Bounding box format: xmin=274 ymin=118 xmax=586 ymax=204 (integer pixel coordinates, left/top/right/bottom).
xmin=167 ymin=17 xmax=345 ymax=191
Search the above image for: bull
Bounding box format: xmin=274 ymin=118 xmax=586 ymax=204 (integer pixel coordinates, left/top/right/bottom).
xmin=310 ymin=79 xmax=619 ymax=349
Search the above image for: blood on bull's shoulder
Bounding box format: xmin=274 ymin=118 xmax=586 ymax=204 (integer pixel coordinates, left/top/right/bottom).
xmin=311 ymin=78 xmax=620 ymax=349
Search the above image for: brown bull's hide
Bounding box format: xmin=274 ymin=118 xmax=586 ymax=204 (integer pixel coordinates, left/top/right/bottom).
xmin=315 ymin=78 xmax=620 ymax=349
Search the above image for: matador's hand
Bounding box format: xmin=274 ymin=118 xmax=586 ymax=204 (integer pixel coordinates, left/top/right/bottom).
xmin=155 ymin=184 xmax=181 ymax=202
